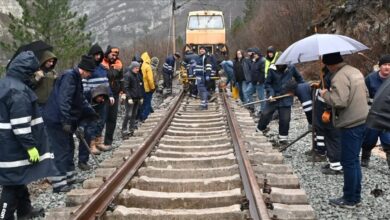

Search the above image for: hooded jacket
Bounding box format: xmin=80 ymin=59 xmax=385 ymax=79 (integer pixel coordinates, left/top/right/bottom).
xmin=265 ymin=64 xmax=304 ymax=107
xmin=141 ymin=52 xmax=155 ymax=92
xmin=0 ymin=51 xmax=58 ymax=185
xmin=322 ymin=63 xmax=369 ymax=128
xmin=31 ymin=50 xmax=58 ymax=105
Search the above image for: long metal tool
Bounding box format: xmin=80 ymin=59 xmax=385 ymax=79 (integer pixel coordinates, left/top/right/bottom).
xmin=279 ymin=130 xmax=311 ymax=152
xmin=71 ymin=90 xmax=185 ymax=220
xmin=242 ymin=94 xmax=292 ymax=107
xmin=75 ymin=129 xmax=100 ymax=167
xmin=222 ymin=92 xmax=270 ymax=220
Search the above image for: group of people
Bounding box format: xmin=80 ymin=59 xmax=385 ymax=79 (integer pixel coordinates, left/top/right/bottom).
xmin=0 ymin=41 xmax=165 ymax=219
xmin=0 ymin=37 xmax=389 ymax=218
xmin=226 ymin=46 xmax=390 ymax=209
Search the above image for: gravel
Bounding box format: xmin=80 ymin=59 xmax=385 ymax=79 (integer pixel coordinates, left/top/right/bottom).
xmin=261 ymin=99 xmax=390 ymax=220
xmin=25 ymin=90 xmax=168 ymax=219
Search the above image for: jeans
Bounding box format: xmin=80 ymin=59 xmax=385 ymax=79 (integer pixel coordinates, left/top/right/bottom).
xmin=362 ymin=128 xmax=390 ymax=152
xmin=122 ymin=99 xmax=140 ymax=131
xmin=245 ymin=82 xmax=265 ymax=112
xmin=104 ymin=94 xmax=119 ymax=145
xmin=340 ymin=124 xmax=365 ymax=203
xmin=95 ymin=102 xmax=108 ymax=136
xmin=46 ymin=123 xmax=76 ymax=190
xmin=140 ymin=92 xmax=154 ymax=121
xmin=257 ymin=103 xmax=291 ymax=137
xmin=236 ymin=81 xmax=246 ymax=103
xmin=0 ymin=185 xmax=31 ymax=220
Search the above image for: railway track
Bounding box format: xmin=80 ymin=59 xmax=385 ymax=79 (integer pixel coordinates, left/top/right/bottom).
xmin=46 ymin=91 xmax=316 ymax=220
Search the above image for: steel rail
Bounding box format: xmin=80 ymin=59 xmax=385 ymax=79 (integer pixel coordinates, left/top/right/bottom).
xmin=71 ymin=90 xmax=185 ymax=220
xmin=221 ymin=92 xmax=271 ymax=220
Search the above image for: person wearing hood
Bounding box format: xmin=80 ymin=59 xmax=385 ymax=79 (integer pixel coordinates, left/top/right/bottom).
xmin=244 ymin=47 xmax=266 ymax=113
xmin=78 ymin=84 xmax=110 ymax=169
xmin=30 ymin=50 xmax=58 ymax=108
xmin=0 ymin=51 xmax=58 ymax=219
xmin=140 ymin=52 xmax=155 ymax=120
xmin=44 ymin=55 xmax=98 ymax=193
xmin=319 ymin=52 xmax=368 ymax=209
xmin=122 ymin=61 xmax=144 ymax=138
xmin=101 ymin=45 xmax=123 ymax=149
xmin=256 ymin=61 xmax=305 ymax=144
xmin=80 ymin=44 xmax=112 ymax=158
xmin=361 ymin=54 xmax=390 ymax=169
xmin=264 ymin=46 xmax=281 ymax=78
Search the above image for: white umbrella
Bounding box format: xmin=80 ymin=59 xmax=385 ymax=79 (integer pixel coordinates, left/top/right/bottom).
xmin=275 ymin=34 xmax=369 ymax=65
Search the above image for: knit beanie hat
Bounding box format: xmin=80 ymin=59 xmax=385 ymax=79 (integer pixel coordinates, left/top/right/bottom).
xmin=379 ymin=54 xmax=390 ymax=66
xmin=322 ymin=52 xmax=343 ymax=65
xmin=78 ymin=55 xmax=96 ymax=72
xmin=129 ymin=61 xmax=140 ymax=71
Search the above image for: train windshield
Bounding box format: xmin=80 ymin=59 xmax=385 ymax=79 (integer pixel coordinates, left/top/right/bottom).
xmin=188 ymin=15 xmax=224 ymax=29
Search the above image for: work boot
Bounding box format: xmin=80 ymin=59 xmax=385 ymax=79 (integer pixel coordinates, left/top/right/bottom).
xmin=53 ymin=185 xmax=73 ymax=193
xmin=78 ymin=162 xmax=91 ymax=171
xmin=90 ymin=139 xmax=101 ymax=155
xmin=361 ymin=149 xmax=371 ymax=167
xmin=18 ymin=207 xmax=45 ymax=220
xmin=95 ymin=137 xmax=111 ymax=151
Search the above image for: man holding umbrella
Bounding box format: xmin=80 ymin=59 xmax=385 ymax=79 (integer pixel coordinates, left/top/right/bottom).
xmin=319 ymin=52 xmax=368 ymax=208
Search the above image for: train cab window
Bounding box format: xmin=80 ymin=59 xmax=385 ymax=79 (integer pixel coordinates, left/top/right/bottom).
xmin=188 ymin=15 xmax=224 ymax=29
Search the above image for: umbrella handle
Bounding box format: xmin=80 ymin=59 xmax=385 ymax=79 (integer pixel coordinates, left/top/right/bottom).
xmin=319 ymin=61 xmax=325 ymax=90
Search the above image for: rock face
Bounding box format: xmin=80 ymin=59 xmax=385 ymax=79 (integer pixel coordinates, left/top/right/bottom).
xmin=70 ymin=0 xmax=245 ymax=48
xmin=0 ymin=0 xmax=244 ymax=64
xmin=315 ymin=0 xmax=389 ymax=54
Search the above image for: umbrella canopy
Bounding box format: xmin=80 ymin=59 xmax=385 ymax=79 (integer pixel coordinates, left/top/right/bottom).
xmin=6 ymin=40 xmax=53 ymax=69
xmin=275 ymin=34 xmax=369 ymax=65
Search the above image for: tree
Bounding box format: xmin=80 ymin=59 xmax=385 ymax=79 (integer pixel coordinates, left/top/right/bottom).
xmin=243 ymin=0 xmax=259 ymax=23
xmin=0 ymin=0 xmax=91 ymax=70
xmin=231 ymin=16 xmax=244 ymax=35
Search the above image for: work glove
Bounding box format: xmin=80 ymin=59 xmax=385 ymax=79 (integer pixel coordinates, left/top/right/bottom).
xmin=109 ymin=97 xmax=115 ymax=106
xmin=150 ymin=88 xmax=156 ymax=93
xmin=62 ymin=123 xmax=73 ymax=133
xmin=75 ymin=127 xmax=85 ymax=139
xmin=268 ymin=96 xmax=276 ymax=102
xmin=205 ymin=76 xmax=210 ymax=81
xmin=34 ymin=70 xmax=44 ymax=81
xmin=27 ymin=147 xmax=40 ymax=163
xmin=128 ymin=98 xmax=134 ymax=105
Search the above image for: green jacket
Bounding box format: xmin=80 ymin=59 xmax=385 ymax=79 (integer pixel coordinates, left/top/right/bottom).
xmin=31 ymin=51 xmax=58 ymax=105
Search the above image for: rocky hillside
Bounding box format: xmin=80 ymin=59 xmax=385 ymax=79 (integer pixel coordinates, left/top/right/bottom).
xmin=0 ymin=0 xmax=244 ymax=59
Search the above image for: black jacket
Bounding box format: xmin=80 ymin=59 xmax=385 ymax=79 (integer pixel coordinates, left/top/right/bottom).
xmin=250 ymin=57 xmax=266 ymax=84
xmin=0 ymin=51 xmax=58 ymax=185
xmin=366 ymin=77 xmax=390 ymax=131
xmin=233 ymin=58 xmax=246 ymax=83
xmin=123 ymin=70 xmax=144 ymax=100
xmin=44 ymin=67 xmax=95 ymax=128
